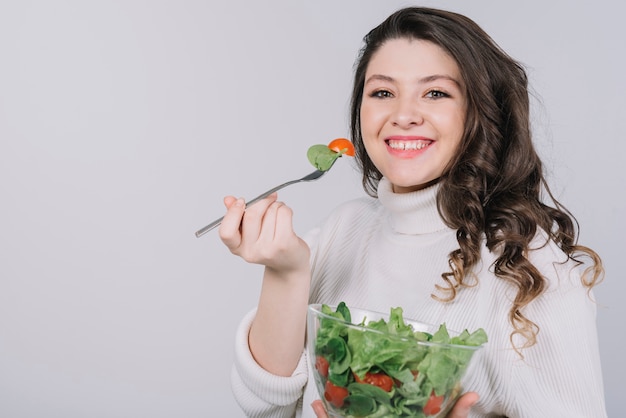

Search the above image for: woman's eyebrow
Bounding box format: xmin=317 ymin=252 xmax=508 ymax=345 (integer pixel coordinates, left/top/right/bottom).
xmin=364 ymin=74 xmax=395 ymax=85
xmin=364 ymin=73 xmax=461 ymax=87
xmin=419 ymin=74 xmax=462 ymax=87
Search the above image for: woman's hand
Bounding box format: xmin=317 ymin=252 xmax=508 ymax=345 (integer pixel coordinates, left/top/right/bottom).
xmin=311 ymin=393 xmax=479 ymax=418
xmin=219 ymin=193 xmax=309 ymax=273
xmin=311 ymin=400 xmax=329 ymax=418
xmin=445 ymin=393 xmax=479 ymax=417
xmin=220 ymin=193 xmax=312 ymax=376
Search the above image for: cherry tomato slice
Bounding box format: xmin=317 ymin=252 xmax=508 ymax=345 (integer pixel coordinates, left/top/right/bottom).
xmin=327 ymin=138 xmax=355 ymax=156
xmin=423 ymin=391 xmax=445 ymax=415
xmin=315 ymin=356 xmax=329 ymax=378
xmin=324 ymin=380 xmax=349 ymax=408
xmin=353 ymin=371 xmax=394 ymax=392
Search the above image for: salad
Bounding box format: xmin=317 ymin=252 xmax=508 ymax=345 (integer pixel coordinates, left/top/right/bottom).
xmin=307 ymin=138 xmax=355 ymax=171
xmin=311 ymin=303 xmax=487 ymax=417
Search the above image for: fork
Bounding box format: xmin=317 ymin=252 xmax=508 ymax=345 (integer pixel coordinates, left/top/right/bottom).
xmin=194 ymin=168 xmax=329 ymax=238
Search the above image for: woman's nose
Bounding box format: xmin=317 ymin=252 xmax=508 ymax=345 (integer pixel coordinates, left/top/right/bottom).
xmin=391 ymin=98 xmax=423 ymax=128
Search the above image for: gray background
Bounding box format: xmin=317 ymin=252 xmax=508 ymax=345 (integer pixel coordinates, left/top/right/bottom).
xmin=1 ymin=1 xmax=623 ymax=416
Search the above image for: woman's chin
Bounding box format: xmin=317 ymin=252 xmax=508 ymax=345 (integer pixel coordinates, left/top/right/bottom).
xmin=390 ymin=177 xmax=441 ymax=193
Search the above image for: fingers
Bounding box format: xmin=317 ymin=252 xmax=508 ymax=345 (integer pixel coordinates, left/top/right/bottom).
xmin=219 ymin=196 xmax=246 ymax=249
xmin=256 ymin=199 xmax=296 ymax=245
xmin=218 ymin=191 xmax=307 ymax=272
xmin=223 ymin=195 xmax=238 ymax=209
xmin=241 ymin=194 xmax=281 ymax=244
xmin=272 ymin=203 xmax=296 ymax=241
xmin=446 ymin=392 xmax=479 ymax=418
xmin=218 ymin=193 xmax=282 ymax=255
xmin=311 ymin=400 xmax=329 ymax=418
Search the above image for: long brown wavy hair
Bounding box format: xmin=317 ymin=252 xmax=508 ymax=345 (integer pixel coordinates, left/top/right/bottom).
xmin=350 ymin=7 xmax=603 ymax=351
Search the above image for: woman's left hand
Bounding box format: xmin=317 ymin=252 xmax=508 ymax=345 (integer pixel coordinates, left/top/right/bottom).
xmin=311 ymin=400 xmax=328 ymax=418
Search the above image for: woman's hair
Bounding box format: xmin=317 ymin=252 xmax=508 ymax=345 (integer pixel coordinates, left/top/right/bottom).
xmin=350 ymin=7 xmax=603 ymax=352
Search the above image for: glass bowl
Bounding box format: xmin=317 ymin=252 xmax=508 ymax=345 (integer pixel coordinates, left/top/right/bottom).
xmin=307 ymin=303 xmax=486 ymax=418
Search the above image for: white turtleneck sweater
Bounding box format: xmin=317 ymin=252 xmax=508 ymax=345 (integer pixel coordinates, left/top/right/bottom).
xmin=231 ymin=178 xmax=606 ymax=418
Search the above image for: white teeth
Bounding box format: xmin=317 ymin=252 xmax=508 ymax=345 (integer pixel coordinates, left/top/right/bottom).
xmin=387 ymin=140 xmax=431 ymax=150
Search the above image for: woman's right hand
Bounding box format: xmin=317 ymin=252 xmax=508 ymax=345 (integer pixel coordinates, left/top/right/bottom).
xmin=311 ymin=393 xmax=479 ymax=418
xmin=219 ymin=193 xmax=310 ymax=273
xmin=220 ymin=193 xmax=312 ymax=377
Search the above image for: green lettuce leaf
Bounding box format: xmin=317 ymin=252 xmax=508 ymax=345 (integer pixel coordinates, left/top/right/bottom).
xmin=307 ymin=144 xmax=340 ymax=171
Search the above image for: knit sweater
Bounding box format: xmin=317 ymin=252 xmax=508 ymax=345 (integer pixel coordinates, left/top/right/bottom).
xmin=231 ymin=178 xmax=607 ymax=418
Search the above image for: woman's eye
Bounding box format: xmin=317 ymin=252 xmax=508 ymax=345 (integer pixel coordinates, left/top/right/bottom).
xmin=425 ymin=89 xmax=449 ymax=99
xmin=370 ymin=90 xmax=393 ymax=98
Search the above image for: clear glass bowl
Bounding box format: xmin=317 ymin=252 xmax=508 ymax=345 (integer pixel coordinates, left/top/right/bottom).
xmin=307 ymin=303 xmax=484 ymax=418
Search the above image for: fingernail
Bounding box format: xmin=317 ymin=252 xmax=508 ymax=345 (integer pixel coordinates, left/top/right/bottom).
xmin=235 ymin=198 xmax=244 ymax=207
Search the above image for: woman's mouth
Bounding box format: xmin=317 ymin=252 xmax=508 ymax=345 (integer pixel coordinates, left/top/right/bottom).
xmin=384 ymin=137 xmax=434 ymax=158
xmin=386 ymin=139 xmax=433 ymax=150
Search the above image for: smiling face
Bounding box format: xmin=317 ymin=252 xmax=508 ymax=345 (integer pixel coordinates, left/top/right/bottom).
xmin=360 ymin=38 xmax=467 ymax=193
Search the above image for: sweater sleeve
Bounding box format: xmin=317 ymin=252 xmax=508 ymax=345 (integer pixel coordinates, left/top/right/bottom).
xmin=501 ymin=243 xmax=607 ymax=417
xmin=230 ymin=309 xmax=309 ymax=418
xmin=229 ymin=224 xmax=328 ymax=417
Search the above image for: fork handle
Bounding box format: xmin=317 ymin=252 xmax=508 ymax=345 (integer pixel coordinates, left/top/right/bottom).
xmin=194 ymin=182 xmax=296 ymax=238
xmin=245 ymin=181 xmax=294 ymax=206
xmin=194 ymin=216 xmax=224 ymax=237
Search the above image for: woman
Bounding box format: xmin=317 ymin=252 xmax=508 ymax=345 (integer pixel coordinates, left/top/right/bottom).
xmin=220 ymin=7 xmax=606 ymax=418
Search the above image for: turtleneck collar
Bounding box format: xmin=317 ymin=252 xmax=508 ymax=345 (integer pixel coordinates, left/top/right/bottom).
xmin=377 ymin=177 xmax=450 ymax=235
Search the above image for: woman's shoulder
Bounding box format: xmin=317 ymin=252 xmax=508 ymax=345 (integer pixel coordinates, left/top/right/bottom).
xmin=527 ymin=229 xmax=589 ymax=291
xmin=480 ymin=228 xmax=588 ymax=291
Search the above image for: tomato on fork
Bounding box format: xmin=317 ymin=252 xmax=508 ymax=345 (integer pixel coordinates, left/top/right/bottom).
xmin=327 ymin=138 xmax=355 ymax=156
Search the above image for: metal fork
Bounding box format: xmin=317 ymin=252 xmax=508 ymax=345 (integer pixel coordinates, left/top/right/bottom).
xmin=194 ymin=169 xmax=328 ymax=238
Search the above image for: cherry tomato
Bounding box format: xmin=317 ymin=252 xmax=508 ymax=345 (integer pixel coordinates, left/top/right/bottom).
xmin=353 ymin=371 xmax=394 ymax=392
xmin=315 ymin=356 xmax=329 ymax=378
xmin=423 ymin=391 xmax=445 ymax=416
xmin=324 ymin=381 xmax=349 ymax=408
xmin=327 ymin=138 xmax=355 ymax=156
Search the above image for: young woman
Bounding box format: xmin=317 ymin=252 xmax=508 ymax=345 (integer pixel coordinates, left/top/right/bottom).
xmin=219 ymin=7 xmax=606 ymax=418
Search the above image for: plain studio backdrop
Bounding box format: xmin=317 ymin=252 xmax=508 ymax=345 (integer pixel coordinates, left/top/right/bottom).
xmin=0 ymin=1 xmax=624 ymax=416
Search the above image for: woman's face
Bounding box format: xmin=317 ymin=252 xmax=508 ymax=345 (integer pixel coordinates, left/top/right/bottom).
xmin=360 ymin=38 xmax=466 ymax=193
